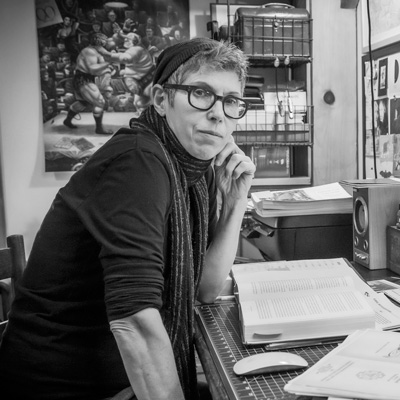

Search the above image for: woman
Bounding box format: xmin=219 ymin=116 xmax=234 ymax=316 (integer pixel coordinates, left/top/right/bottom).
xmin=0 ymin=37 xmax=255 ymax=400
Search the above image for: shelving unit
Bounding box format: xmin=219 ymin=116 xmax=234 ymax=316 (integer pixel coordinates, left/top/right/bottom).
xmin=216 ymin=1 xmax=313 ymax=189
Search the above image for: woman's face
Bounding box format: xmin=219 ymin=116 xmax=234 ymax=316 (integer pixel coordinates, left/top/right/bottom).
xmin=163 ymin=69 xmax=242 ymax=160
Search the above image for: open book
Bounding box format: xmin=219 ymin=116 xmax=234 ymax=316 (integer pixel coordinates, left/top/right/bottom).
xmin=231 ymin=258 xmax=400 ymax=345
xmin=251 ymin=182 xmax=353 ymax=217
xmin=284 ymin=329 xmax=400 ymax=400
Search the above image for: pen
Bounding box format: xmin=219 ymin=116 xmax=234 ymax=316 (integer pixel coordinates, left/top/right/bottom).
xmin=264 ymin=337 xmax=344 ymax=350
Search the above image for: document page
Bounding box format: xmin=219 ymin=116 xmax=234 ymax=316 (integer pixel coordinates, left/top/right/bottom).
xmin=236 ymin=273 xmax=374 ymax=322
xmin=236 ymin=275 xmax=357 ymax=298
xmin=240 ymin=291 xmax=374 ymax=322
xmin=367 ymin=292 xmax=400 ymax=330
xmin=285 ymin=329 xmax=400 ymax=400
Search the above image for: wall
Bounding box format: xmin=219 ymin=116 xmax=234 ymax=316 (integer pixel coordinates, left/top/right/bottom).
xmin=311 ymin=0 xmax=358 ymax=185
xmin=0 ymin=0 xmax=70 ymax=253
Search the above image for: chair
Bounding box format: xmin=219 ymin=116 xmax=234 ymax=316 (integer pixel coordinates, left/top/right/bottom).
xmin=0 ymin=235 xmax=27 ymax=335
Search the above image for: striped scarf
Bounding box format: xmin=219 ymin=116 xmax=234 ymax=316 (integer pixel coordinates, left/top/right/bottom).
xmin=129 ymin=106 xmax=212 ymax=399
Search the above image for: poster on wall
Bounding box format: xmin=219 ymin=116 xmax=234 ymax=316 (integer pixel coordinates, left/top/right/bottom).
xmin=35 ymin=0 xmax=189 ymax=172
xmin=363 ymin=44 xmax=400 ymax=179
xmin=361 ymin=0 xmax=400 ymax=52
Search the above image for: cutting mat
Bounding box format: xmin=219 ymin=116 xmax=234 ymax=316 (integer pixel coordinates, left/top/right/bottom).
xmin=195 ymin=301 xmax=339 ymax=400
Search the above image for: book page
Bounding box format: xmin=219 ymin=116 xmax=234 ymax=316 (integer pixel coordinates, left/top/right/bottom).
xmin=232 ymin=258 xmax=351 ymax=276
xmin=240 ymin=290 xmax=374 ymax=324
xmin=233 ymin=258 xmax=373 ymax=293
xmin=236 ymin=275 xmax=357 ymax=301
xmin=285 ymin=329 xmax=400 ymax=400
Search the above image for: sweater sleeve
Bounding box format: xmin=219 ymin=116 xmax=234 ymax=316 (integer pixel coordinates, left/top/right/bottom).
xmin=66 ymin=135 xmax=173 ymax=321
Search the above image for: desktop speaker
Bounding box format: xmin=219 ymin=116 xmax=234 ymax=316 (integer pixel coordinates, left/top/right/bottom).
xmin=352 ymin=183 xmax=400 ymax=270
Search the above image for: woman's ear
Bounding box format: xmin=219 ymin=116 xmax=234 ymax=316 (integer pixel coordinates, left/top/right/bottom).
xmin=151 ymin=84 xmax=166 ymax=117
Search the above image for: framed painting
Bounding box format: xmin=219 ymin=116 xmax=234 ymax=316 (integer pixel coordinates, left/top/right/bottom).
xmin=35 ymin=0 xmax=189 ymax=172
xmin=361 ymin=0 xmax=400 ymax=52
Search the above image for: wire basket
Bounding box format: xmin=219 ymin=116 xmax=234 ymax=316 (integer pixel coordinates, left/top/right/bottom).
xmin=234 ymin=104 xmax=313 ymax=145
xmin=233 ymin=7 xmax=312 ymax=62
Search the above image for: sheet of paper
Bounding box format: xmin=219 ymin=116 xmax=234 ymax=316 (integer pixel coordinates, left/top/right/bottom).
xmin=385 ymin=289 xmax=400 ymax=305
xmin=368 ymin=279 xmax=400 ymax=292
xmin=240 ymin=290 xmax=374 ymax=321
xmin=285 ymin=329 xmax=400 ymax=400
xmin=367 ymin=292 xmax=400 ymax=330
xmin=237 ymin=275 xmax=356 ymax=297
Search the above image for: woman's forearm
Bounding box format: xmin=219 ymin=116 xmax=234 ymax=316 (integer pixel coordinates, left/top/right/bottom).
xmin=110 ymin=308 xmax=185 ymax=400
xmin=198 ymin=148 xmax=254 ymax=304
xmin=198 ymin=201 xmax=246 ymax=304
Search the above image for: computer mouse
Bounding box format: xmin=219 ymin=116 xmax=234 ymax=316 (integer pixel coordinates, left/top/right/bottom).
xmin=233 ymin=351 xmax=308 ymax=376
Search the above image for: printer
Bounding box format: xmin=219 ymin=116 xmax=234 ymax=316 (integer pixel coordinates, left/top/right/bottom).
xmin=244 ymin=210 xmax=353 ymax=261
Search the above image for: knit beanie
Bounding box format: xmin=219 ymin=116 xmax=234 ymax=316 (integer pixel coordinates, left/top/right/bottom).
xmin=153 ymin=37 xmax=221 ymax=86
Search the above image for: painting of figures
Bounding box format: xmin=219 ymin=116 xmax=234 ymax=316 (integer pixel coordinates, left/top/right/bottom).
xmin=35 ymin=0 xmax=189 ymax=171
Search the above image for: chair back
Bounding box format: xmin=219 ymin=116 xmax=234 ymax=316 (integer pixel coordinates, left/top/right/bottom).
xmin=0 ymin=235 xmax=26 ymax=333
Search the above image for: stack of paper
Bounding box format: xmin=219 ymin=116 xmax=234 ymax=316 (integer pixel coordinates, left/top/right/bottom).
xmin=251 ymin=182 xmax=353 ymax=217
xmin=285 ymin=329 xmax=400 ymax=400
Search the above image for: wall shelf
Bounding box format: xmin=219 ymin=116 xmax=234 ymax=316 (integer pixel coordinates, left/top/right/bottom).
xmin=218 ymin=0 xmax=313 ymax=188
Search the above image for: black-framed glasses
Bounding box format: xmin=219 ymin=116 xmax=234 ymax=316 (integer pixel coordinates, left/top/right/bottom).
xmin=163 ymin=83 xmax=248 ymax=119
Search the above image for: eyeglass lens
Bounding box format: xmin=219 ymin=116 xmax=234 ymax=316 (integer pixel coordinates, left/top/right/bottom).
xmin=189 ymin=88 xmax=247 ymax=119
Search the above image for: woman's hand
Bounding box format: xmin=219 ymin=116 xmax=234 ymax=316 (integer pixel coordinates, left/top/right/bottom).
xmin=214 ymin=139 xmax=255 ymax=209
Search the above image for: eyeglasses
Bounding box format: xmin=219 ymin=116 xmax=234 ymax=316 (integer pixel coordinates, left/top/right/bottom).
xmin=163 ymin=84 xmax=248 ymax=119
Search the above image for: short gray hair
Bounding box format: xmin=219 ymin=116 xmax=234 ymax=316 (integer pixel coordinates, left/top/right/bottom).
xmin=165 ymin=41 xmax=248 ymax=105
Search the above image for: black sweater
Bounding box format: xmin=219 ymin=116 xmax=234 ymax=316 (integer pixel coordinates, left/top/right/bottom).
xmin=0 ymin=128 xmax=217 ymax=399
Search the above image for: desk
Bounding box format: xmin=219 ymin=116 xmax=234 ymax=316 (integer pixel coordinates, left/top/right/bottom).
xmin=194 ymin=265 xmax=399 ymax=400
